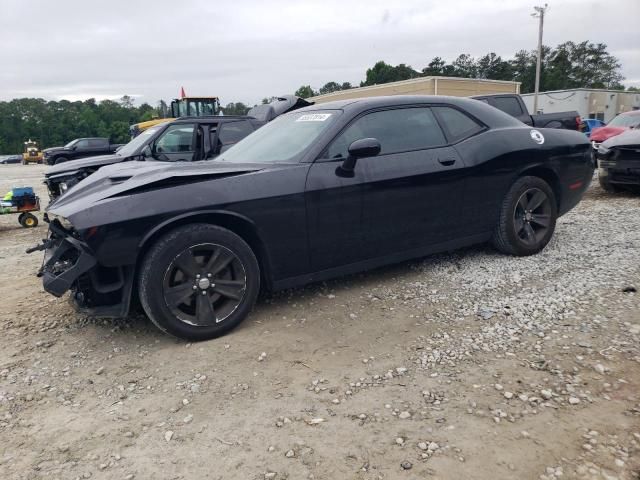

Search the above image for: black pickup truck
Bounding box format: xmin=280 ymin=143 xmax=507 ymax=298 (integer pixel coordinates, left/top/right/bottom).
xmin=43 ymin=138 xmax=125 ymax=165
xmin=472 ymin=94 xmax=582 ymax=131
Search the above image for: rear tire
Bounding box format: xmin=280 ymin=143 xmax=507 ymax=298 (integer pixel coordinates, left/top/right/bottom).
xmin=598 ymin=174 xmax=621 ymax=193
xmin=138 ymin=224 xmax=260 ymax=341
xmin=491 ymin=176 xmax=558 ymax=256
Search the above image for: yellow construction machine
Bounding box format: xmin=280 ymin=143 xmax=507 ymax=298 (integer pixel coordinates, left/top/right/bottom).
xmin=22 ymin=139 xmax=43 ymax=164
xmin=129 ymin=96 xmax=220 ymax=138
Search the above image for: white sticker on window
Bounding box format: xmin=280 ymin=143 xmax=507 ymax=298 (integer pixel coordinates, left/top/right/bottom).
xmin=296 ymin=113 xmax=332 ymax=122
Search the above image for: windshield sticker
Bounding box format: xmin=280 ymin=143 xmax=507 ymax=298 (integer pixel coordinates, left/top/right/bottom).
xmin=530 ymin=129 xmax=545 ymax=144
xmin=296 ymin=113 xmax=332 ymax=122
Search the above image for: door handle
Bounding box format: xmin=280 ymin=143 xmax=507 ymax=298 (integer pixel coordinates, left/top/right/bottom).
xmin=438 ymin=158 xmax=456 ymax=166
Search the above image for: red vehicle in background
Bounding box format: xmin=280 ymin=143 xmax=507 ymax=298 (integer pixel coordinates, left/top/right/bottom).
xmin=590 ymin=110 xmax=640 ymax=150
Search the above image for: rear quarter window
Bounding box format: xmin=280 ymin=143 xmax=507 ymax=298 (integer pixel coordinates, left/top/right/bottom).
xmin=433 ymin=107 xmax=485 ymax=143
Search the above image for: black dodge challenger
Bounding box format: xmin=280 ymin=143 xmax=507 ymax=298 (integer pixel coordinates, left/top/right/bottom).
xmin=33 ymin=96 xmax=593 ymax=341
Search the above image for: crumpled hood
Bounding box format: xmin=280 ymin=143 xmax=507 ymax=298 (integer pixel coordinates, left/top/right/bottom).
xmin=45 ymin=153 xmax=126 ymax=177
xmin=590 ymin=126 xmax=627 ymax=142
xmin=47 ymin=160 xmax=268 ymax=219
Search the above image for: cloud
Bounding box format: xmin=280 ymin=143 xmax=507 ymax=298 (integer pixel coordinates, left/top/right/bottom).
xmin=1 ymin=0 xmax=638 ymax=106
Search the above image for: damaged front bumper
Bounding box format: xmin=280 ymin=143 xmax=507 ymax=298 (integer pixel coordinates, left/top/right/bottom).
xmin=28 ymin=220 xmax=134 ymax=318
xmin=29 ymin=221 xmax=97 ymax=297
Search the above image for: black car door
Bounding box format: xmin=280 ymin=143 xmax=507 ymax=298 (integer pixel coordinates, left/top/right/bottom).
xmin=153 ymin=123 xmax=198 ymax=162
xmin=305 ymin=159 xmax=367 ymax=272
xmin=317 ymin=106 xmax=468 ymax=261
xmin=215 ymin=120 xmax=256 ymax=156
xmin=365 ymin=107 xmax=468 ymax=256
xmin=72 ymin=139 xmax=90 ymax=159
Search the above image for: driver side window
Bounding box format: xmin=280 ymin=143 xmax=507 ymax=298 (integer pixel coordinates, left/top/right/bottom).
xmin=324 ymin=107 xmax=446 ymax=159
xmin=155 ymin=124 xmax=195 ymax=154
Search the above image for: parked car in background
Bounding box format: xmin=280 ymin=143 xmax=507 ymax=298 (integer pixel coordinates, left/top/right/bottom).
xmin=596 ymin=129 xmax=640 ymax=193
xmin=472 ymin=93 xmax=582 ymax=131
xmin=34 ymin=95 xmax=593 ymax=341
xmin=590 ymin=110 xmax=640 ymax=151
xmin=43 ymin=138 xmax=125 ymax=165
xmin=44 ymin=95 xmax=313 ymax=200
xmin=44 ymin=117 xmax=264 ymax=200
xmin=0 ymin=154 xmax=22 ymax=164
xmin=582 ymin=118 xmax=607 ymax=138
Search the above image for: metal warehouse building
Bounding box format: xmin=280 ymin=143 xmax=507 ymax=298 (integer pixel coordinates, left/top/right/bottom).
xmin=309 ymin=76 xmax=521 ymax=103
xmin=521 ymin=88 xmax=640 ymax=123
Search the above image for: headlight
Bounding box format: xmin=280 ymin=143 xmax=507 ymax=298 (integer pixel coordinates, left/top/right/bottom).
xmin=59 ymin=182 xmax=69 ymax=193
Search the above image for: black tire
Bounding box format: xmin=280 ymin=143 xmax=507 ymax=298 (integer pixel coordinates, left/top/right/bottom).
xmin=598 ymin=174 xmax=621 ymax=193
xmin=491 ymin=176 xmax=558 ymax=256
xmin=138 ymin=224 xmax=260 ymax=341
xmin=54 ymin=156 xmax=68 ymax=165
xmin=19 ymin=213 xmax=38 ymax=228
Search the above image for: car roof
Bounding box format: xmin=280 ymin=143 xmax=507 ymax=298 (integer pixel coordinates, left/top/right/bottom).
xmin=620 ymin=110 xmax=640 ymax=116
xmin=294 ymin=95 xmax=524 ymax=128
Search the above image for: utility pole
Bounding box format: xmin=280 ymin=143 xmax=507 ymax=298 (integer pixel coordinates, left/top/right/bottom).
xmin=532 ymin=4 xmax=548 ymax=114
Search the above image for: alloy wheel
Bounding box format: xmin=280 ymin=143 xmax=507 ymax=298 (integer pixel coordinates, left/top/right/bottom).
xmin=513 ymin=188 xmax=552 ymax=247
xmin=162 ymin=243 xmax=247 ymax=326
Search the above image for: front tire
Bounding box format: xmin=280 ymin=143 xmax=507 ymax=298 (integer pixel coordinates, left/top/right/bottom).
xmin=491 ymin=176 xmax=558 ymax=256
xmin=54 ymin=156 xmax=68 ymax=165
xmin=138 ymin=224 xmax=260 ymax=341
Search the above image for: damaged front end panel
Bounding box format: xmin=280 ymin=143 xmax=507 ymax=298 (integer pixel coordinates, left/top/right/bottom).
xmin=28 ymin=219 xmax=134 ymax=318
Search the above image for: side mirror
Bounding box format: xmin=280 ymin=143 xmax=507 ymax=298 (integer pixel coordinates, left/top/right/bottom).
xmin=341 ymin=138 xmax=381 ymax=172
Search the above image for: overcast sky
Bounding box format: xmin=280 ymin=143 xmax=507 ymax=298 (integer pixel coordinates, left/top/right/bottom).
xmin=1 ymin=0 xmax=638 ymax=106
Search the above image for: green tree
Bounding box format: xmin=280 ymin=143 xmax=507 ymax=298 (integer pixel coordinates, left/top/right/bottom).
xmin=362 ymin=61 xmax=419 ymax=86
xmin=222 ymin=102 xmax=249 ymax=115
xmin=422 ymin=57 xmax=446 ymax=76
xmin=319 ymin=82 xmax=343 ymax=95
xmin=294 ymin=85 xmax=316 ymax=98
xmin=451 ymin=54 xmax=477 ymax=78
xmin=476 ymin=53 xmax=513 ymax=80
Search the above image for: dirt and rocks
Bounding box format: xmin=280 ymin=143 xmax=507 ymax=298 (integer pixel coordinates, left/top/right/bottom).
xmin=0 ymin=163 xmax=639 ymax=480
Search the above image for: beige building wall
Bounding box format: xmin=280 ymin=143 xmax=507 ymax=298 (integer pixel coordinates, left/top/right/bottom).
xmin=309 ymin=76 xmax=520 ymax=104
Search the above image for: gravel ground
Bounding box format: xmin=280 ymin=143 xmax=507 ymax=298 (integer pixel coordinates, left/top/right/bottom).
xmin=0 ymin=163 xmax=639 ymax=480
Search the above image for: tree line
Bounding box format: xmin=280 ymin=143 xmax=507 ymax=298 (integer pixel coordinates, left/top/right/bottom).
xmin=293 ymin=41 xmax=635 ymax=98
xmin=1 ymin=40 xmax=635 ymax=154
xmin=0 ymin=96 xmax=157 ymax=154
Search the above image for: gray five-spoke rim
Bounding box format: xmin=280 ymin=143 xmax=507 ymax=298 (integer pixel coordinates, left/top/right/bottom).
xmin=513 ymin=188 xmax=552 ymax=247
xmin=162 ymin=243 xmax=246 ymax=326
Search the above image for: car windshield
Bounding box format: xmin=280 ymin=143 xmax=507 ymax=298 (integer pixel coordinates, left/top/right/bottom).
xmin=217 ymin=110 xmax=340 ymax=163
xmin=116 ymin=124 xmax=166 ymax=157
xmin=64 ymin=139 xmax=78 ymax=148
xmin=608 ymin=114 xmax=640 ymax=128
